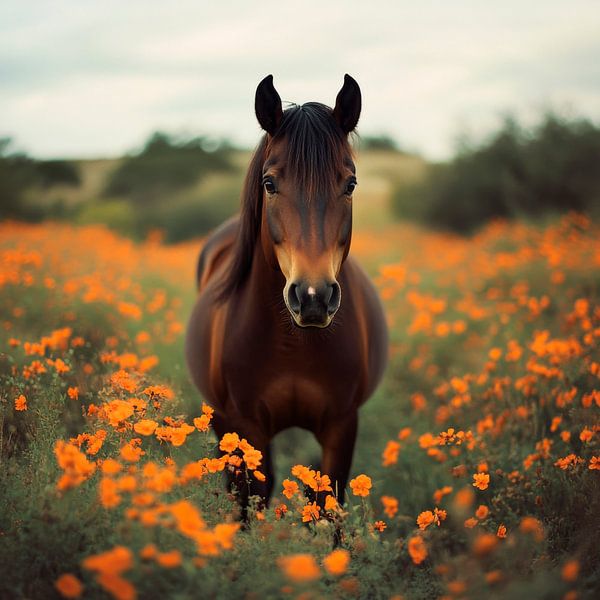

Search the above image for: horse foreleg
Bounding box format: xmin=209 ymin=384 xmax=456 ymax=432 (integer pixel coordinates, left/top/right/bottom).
xmin=211 ymin=412 xmax=274 ymax=518
xmin=317 ymin=411 xmax=358 ymax=506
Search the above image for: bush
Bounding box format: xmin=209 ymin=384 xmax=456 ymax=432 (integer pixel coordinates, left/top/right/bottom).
xmin=104 ymin=132 xmax=233 ymax=203
xmin=148 ymin=186 xmax=239 ymax=243
xmin=392 ymin=114 xmax=600 ymax=233
xmin=0 ymin=138 xmax=80 ymax=220
xmin=358 ymin=134 xmax=402 ymax=152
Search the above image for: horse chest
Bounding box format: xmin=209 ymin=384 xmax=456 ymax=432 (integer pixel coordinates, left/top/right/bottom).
xmin=220 ymin=326 xmax=363 ymax=432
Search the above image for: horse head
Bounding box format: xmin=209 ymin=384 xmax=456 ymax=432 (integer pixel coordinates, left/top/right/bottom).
xmin=254 ymin=74 xmax=361 ymax=328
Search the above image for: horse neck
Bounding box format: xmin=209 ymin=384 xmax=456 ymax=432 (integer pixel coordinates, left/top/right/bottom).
xmin=244 ymin=228 xmax=286 ymax=311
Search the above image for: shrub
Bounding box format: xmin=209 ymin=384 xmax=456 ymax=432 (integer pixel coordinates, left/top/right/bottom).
xmin=0 ymin=138 xmax=80 ymax=220
xmin=392 ymin=114 xmax=600 ymax=233
xmin=104 ymin=132 xmax=233 ymax=203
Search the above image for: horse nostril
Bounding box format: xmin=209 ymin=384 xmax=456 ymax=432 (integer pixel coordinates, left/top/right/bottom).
xmin=327 ymin=282 xmax=341 ymax=315
xmin=287 ymin=283 xmax=301 ymax=314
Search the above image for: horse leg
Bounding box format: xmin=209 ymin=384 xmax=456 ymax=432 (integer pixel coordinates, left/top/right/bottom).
xmin=211 ymin=413 xmax=273 ymax=518
xmin=316 ymin=411 xmax=358 ymax=506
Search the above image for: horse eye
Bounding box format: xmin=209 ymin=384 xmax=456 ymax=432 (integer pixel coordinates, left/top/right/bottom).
xmin=263 ymin=179 xmax=277 ymax=194
xmin=345 ymin=181 xmax=357 ymax=196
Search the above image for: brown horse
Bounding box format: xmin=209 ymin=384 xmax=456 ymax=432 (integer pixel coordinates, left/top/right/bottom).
xmin=185 ymin=74 xmax=388 ymax=510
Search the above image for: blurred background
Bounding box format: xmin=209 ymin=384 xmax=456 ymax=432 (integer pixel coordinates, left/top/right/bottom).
xmin=1 ymin=0 xmax=599 ymax=241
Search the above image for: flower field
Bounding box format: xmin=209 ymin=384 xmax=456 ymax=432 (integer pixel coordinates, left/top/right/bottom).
xmin=1 ymin=213 xmax=599 ymax=599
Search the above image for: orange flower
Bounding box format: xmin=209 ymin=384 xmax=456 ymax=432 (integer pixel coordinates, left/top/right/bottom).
xmin=589 ymin=456 xmax=600 ymax=470
xmin=434 ymin=507 xmax=447 ymax=524
xmin=242 ymin=446 xmax=263 ymax=470
xmin=213 ymin=522 xmax=240 ymax=550
xmin=201 ymin=403 xmax=214 ymax=417
xmin=55 ymin=573 xmax=83 ymax=598
xmin=381 ymin=495 xmax=398 ymax=518
xmin=472 ymin=473 xmax=490 ymax=490
xmin=485 ymin=570 xmax=503 ymax=585
xmin=519 ymin=517 xmax=544 ymax=542
xmin=433 ymin=486 xmax=453 ymax=504
xmin=324 ymin=495 xmax=338 ymax=511
xmin=282 ymin=479 xmax=299 ymax=499
xmin=407 ymin=536 xmax=427 ymax=565
xmin=142 ymin=384 xmax=174 ymax=400
xmin=373 ymin=520 xmax=387 ymax=532
xmin=99 ymin=478 xmax=122 ymax=508
xmin=310 ymin=471 xmax=332 ymax=492
xmin=170 ymin=500 xmax=206 ymax=537
xmin=120 ymin=439 xmax=144 ymax=462
xmin=398 ymin=427 xmax=412 ymax=440
xmin=48 ymin=357 xmax=70 ymax=374
xmin=561 ymin=559 xmax=580 ymax=582
xmin=278 ymin=554 xmax=320 ymax=582
xmin=497 ymin=524 xmax=507 ymax=538
xmin=291 ymin=464 xmax=316 ymax=486
xmin=67 ymin=387 xmax=79 ymax=401
xmin=219 ymin=432 xmax=240 ymax=453
xmin=417 ymin=511 xmax=435 ymax=530
xmin=349 ymin=474 xmax=372 ymax=497
xmin=472 ymin=533 xmax=498 ymax=556
xmin=323 ymin=549 xmax=350 ymax=576
xmin=193 ymin=415 xmax=211 ymax=432
xmin=82 ymin=545 xmax=133 ymax=574
xmin=117 ymin=475 xmax=137 ymax=493
xmin=156 ymin=550 xmax=182 ymax=568
xmin=95 ymin=574 xmax=136 ymax=600
xmin=301 ymin=502 xmax=321 ymax=523
xmin=464 ymin=517 xmax=478 ymax=528
xmin=101 ymin=459 xmax=122 ymax=476
xmin=133 ymin=420 xmax=158 ymax=436
xmin=139 ymin=544 xmax=158 ymax=561
xmin=14 ymin=394 xmax=27 ymax=411
xmin=475 ymin=505 xmax=489 ymax=519
xmin=382 ymin=440 xmax=400 ymax=466
xmin=54 ymin=440 xmax=96 ymax=490
xmin=103 ymin=400 xmax=134 ymax=427
xmin=253 ymin=470 xmax=266 ymax=482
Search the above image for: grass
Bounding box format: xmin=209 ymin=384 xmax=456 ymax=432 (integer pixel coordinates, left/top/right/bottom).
xmin=0 ymin=211 xmax=599 ymax=599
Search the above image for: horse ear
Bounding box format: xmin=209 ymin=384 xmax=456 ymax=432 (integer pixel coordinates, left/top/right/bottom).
xmin=333 ymin=74 xmax=361 ymax=134
xmin=255 ymin=74 xmax=283 ymax=136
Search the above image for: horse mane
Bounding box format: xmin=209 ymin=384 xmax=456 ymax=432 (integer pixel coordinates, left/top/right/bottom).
xmin=215 ymin=102 xmax=351 ymax=302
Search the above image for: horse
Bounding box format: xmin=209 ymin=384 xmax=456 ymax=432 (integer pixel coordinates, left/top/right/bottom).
xmin=185 ymin=74 xmax=388 ymax=512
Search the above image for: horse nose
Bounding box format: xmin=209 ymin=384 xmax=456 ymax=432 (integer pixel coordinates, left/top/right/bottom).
xmin=287 ymin=280 xmax=340 ymax=325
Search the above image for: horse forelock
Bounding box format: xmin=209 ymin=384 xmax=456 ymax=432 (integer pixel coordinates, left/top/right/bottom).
xmin=271 ymin=102 xmax=351 ymax=202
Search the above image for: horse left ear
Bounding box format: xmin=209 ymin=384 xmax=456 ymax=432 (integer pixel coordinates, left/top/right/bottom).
xmin=255 ymin=74 xmax=283 ymax=136
xmin=333 ymin=74 xmax=361 ymax=134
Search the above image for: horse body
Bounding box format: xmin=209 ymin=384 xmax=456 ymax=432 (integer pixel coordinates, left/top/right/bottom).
xmin=185 ymin=75 xmax=388 ymax=506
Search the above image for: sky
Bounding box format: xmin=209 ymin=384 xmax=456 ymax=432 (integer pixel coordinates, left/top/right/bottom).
xmin=1 ymin=0 xmax=599 ymax=160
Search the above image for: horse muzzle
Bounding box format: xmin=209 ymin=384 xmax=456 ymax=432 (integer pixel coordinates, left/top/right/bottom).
xmin=284 ymin=279 xmax=341 ymax=328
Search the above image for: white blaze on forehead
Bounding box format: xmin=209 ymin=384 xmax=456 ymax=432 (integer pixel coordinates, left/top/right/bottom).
xmin=307 ymin=286 xmax=316 ymax=296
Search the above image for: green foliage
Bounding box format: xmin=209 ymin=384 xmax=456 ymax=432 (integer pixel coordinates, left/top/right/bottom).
xmin=392 ymin=114 xmax=600 ymax=232
xmin=104 ymin=132 xmax=233 ymax=203
xmin=358 ymin=134 xmax=401 ymax=152
xmin=0 ymin=138 xmax=80 ymax=220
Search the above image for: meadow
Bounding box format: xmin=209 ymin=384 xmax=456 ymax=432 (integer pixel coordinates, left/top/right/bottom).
xmin=1 ymin=179 xmax=599 ymax=597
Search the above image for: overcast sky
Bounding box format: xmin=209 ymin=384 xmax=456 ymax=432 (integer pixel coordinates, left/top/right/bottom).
xmin=1 ymin=1 xmax=599 ymax=159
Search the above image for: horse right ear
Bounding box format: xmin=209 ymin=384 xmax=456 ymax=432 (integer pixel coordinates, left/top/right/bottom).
xmin=333 ymin=74 xmax=361 ymax=134
xmin=255 ymin=75 xmax=283 ymax=136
